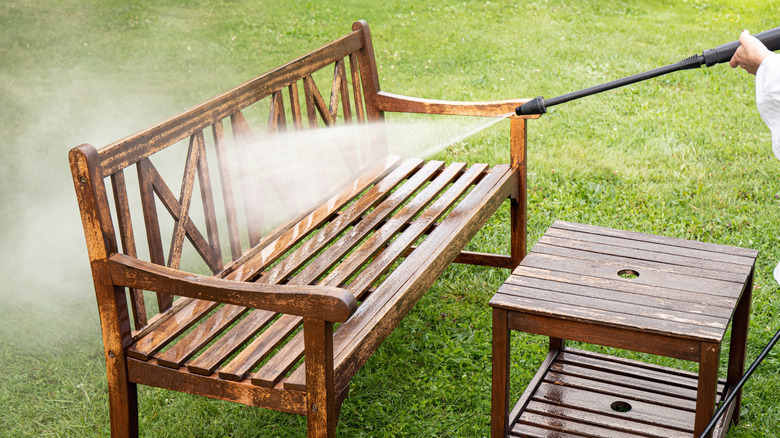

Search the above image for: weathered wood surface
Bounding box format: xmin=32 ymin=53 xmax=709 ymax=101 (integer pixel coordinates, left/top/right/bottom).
xmin=490 ymin=221 xmax=757 ymax=438
xmin=491 ymin=220 xmax=755 ymax=344
xmin=71 ymin=19 xmax=527 ymax=438
xmin=508 ymin=348 xmax=728 ymax=438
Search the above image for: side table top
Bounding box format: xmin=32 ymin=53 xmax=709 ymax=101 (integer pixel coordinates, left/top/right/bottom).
xmin=490 ymin=221 xmax=758 ymax=343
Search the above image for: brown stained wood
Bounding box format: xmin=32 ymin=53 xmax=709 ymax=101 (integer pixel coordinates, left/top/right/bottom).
xmin=167 ymin=133 xmax=201 ymax=270
xmin=497 ymin=282 xmax=730 ymax=330
xmin=144 ymin=158 xmax=222 ymax=273
xmin=492 ymin=308 xmax=511 ymax=438
xmin=127 ymin=357 xmax=307 ymax=415
xmin=127 ymin=298 xmax=219 ymax=361
xmin=303 ymin=318 xmax=336 ymax=438
xmin=320 ymin=162 xmax=466 ymax=288
xmin=187 ymin=309 xmax=275 ymax=375
xmin=524 ymin=399 xmax=690 ymax=437
xmin=507 ymin=350 xmax=559 ymax=432
xmin=506 ymin=265 xmax=737 ymax=312
xmin=131 ymin=297 xmax=195 ymax=342
xmin=70 ymin=145 xmax=138 ymax=437
xmin=110 ymin=170 xmax=148 ymax=328
xmin=221 ymin=156 xmax=403 ymax=282
xmin=303 ymin=75 xmax=335 ymax=126
xmin=519 ymin=251 xmax=744 ymax=299
xmin=451 ymin=251 xmax=514 ymax=269
xmin=328 ymin=61 xmax=343 ymax=122
xmin=251 ymin=331 xmax=305 ymax=387
xmin=515 ymin=411 xmax=650 ymax=438
xmin=696 ymin=343 xmax=720 ymax=438
xmin=98 ymin=30 xmax=365 ymax=177
xmin=155 ymin=304 xmax=248 ymax=369
xmin=342 ymin=163 xmax=488 ymax=296
xmin=211 ymin=120 xmax=243 ymax=261
xmin=374 ymin=91 xmax=538 ymax=118
xmin=194 ymin=131 xmax=222 ymax=269
xmin=543 ymin=226 xmax=755 ymax=268
xmin=218 ymin=314 xmax=303 ymax=381
xmin=509 ymin=423 xmax=583 ymax=438
xmin=137 ymin=158 xmax=173 ymax=311
xmin=550 ymin=220 xmax=759 ymax=260
xmin=327 ymin=165 xmax=515 ymax=391
xmin=337 ymin=59 xmax=352 ymax=123
xmin=352 ymin=21 xmax=382 ymax=121
xmin=348 ymin=53 xmax=365 ymax=123
xmin=261 ymin=158 xmax=427 ymax=285
xmin=726 ymin=270 xmax=753 ymax=424
xmin=509 ymin=118 xmax=527 ymax=269
xmin=497 ymin=292 xmax=720 ymax=349
xmin=288 ymin=82 xmax=304 ymax=131
xmin=110 ymin=253 xmax=357 ymax=322
xmin=532 ymin=239 xmax=749 ymax=283
xmin=231 ymin=111 xmax=264 ymax=246
xmin=303 ymin=75 xmax=319 ymax=128
xmin=267 ymin=91 xmax=287 ymax=134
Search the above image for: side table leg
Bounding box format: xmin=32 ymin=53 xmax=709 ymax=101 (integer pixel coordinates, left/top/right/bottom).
xmin=695 ymin=342 xmax=721 ymax=438
xmin=492 ymin=308 xmax=510 ymax=438
xmin=726 ymin=270 xmax=753 ymax=425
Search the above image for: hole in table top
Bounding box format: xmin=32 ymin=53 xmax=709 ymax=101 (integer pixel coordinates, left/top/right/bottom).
xmin=610 ymin=401 xmax=632 ymax=413
xmin=618 ymin=269 xmax=639 ymax=279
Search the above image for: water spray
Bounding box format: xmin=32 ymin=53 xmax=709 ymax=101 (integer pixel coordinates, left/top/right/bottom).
xmin=516 ymin=27 xmax=780 ymax=115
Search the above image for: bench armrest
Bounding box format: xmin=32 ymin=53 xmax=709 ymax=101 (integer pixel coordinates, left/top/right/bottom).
xmin=373 ymin=91 xmax=542 ymax=118
xmin=108 ymin=253 xmax=357 ymax=322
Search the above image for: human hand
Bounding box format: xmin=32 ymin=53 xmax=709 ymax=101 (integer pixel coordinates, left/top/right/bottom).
xmin=730 ymin=30 xmax=771 ymax=75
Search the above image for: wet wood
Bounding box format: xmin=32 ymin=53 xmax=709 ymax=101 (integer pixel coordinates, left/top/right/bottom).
xmin=71 ymin=20 xmax=527 ymax=437
xmin=491 ymin=221 xmax=757 ymax=438
xmin=375 ymin=91 xmax=538 ymax=118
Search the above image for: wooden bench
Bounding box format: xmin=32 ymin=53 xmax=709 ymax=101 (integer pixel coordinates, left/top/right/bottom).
xmin=69 ymin=20 xmax=537 ymax=437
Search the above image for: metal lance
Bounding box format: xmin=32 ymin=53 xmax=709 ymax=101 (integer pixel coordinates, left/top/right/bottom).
xmin=516 ymin=26 xmax=780 ymax=116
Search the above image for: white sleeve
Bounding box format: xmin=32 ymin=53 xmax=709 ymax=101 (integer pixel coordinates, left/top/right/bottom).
xmin=756 ymin=52 xmax=780 ymax=161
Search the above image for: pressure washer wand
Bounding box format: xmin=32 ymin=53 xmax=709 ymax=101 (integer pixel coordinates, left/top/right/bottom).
xmin=516 ymin=26 xmax=780 ymax=116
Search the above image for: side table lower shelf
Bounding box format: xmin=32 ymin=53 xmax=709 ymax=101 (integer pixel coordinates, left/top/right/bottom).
xmin=510 ymin=347 xmax=731 ymax=438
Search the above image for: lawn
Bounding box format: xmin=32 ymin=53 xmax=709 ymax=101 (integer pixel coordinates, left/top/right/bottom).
xmin=1 ymin=0 xmax=779 ymax=436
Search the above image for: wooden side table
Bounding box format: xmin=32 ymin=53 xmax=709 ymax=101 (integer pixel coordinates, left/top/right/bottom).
xmin=490 ymin=221 xmax=758 ymax=438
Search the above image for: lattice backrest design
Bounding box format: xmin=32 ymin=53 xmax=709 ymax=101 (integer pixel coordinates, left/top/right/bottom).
xmin=86 ymin=23 xmax=384 ymax=330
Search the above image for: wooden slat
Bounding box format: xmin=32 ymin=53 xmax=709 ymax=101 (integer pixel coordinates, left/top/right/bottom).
xmin=519 ymin=251 xmax=743 ymax=299
xmin=231 ymin=110 xmax=264 ymax=246
xmin=194 ymin=130 xmax=222 ymax=268
xmin=260 ymin=158 xmax=426 ymax=285
xmin=320 ymin=162 xmax=466 ymax=288
xmin=338 ymin=59 xmax=352 ymax=123
xmin=155 ymin=304 xmax=248 ymax=368
xmin=137 ymin=158 xmax=173 ymax=311
xmin=342 ymin=163 xmax=488 ymax=296
xmin=497 ymin=282 xmax=730 ymax=329
xmin=127 ymin=357 xmax=307 ymax=415
xmin=532 ymin=240 xmax=748 ymax=283
xmin=145 ymin=158 xmax=222 ymax=273
xmin=510 ymin=423 xmax=583 ymax=438
xmin=550 ymin=220 xmax=758 ymax=260
xmin=218 ymin=314 xmax=301 ymax=381
xmin=167 ymin=133 xmax=201 ymax=270
xmin=328 ymin=61 xmax=342 ymax=122
xmin=325 ymin=165 xmax=515 ymax=391
xmin=288 ymin=82 xmax=303 ymax=130
xmin=506 ymin=265 xmax=737 ymax=311
xmin=127 ymin=298 xmax=219 ymax=360
xmin=303 ymin=75 xmax=335 ymax=126
xmin=250 ymin=330 xmax=305 ymax=387
xmin=348 ymin=53 xmax=365 ymax=123
xmin=110 ymin=170 xmax=148 ymax=328
xmin=211 ymin=120 xmax=243 ymax=260
xmin=492 ymin=291 xmax=724 ymax=342
xmin=543 ymin=226 xmax=755 ymax=267
xmin=221 ymin=156 xmax=403 ymax=281
xmin=98 ymin=30 xmax=364 ymax=176
xmin=187 ymin=309 xmax=275 ymax=375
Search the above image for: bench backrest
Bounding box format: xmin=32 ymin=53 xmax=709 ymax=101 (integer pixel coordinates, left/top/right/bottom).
xmin=70 ymin=21 xmax=384 ymax=333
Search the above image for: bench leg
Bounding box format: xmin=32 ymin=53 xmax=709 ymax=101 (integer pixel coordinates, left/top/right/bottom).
xmin=105 ymin=357 xmax=139 ymax=437
xmin=304 ymin=318 xmax=336 ymax=438
xmin=491 ymin=308 xmax=510 ymax=438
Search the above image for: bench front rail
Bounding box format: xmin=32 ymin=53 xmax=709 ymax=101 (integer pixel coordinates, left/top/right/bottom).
xmin=70 ymin=20 xmax=535 ymax=438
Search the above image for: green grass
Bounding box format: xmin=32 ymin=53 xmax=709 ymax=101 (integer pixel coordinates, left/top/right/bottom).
xmin=2 ymin=0 xmax=780 ymax=436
